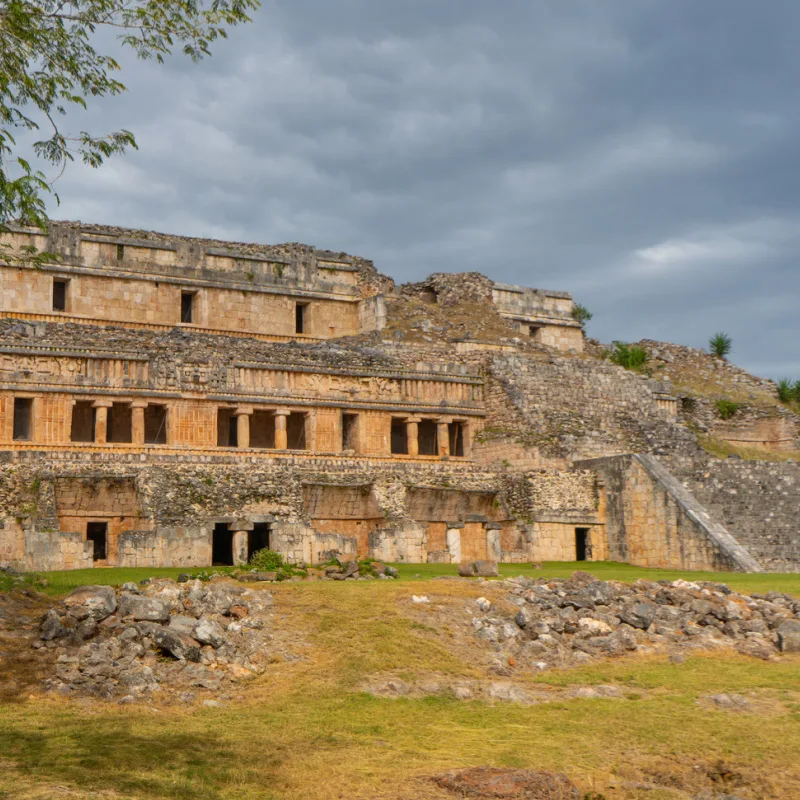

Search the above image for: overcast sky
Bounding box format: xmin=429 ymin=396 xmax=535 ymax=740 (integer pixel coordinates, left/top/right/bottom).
xmin=43 ymin=1 xmax=800 ymax=378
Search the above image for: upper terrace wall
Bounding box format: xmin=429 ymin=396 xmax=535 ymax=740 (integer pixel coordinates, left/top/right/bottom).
xmin=0 ymin=321 xmax=485 ymax=459
xmin=0 ymin=223 xmax=389 ymax=340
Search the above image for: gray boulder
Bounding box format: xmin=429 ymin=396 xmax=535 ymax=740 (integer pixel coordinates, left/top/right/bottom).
xmin=118 ymin=593 xmax=171 ymax=622
xmin=40 ymin=609 xmax=67 ymax=641
xmin=194 ymin=618 xmax=227 ymax=649
xmin=618 ymin=599 xmax=658 ymax=630
xmin=152 ymin=628 xmax=202 ymax=662
xmin=777 ymin=620 xmax=800 ymax=653
xmin=458 ymin=560 xmax=499 ymax=578
xmin=63 ymin=585 xmax=117 ymax=622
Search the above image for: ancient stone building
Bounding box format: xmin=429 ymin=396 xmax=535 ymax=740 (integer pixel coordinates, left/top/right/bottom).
xmin=0 ymin=222 xmax=796 ymax=572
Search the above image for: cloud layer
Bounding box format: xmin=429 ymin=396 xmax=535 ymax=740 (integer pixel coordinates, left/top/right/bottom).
xmin=40 ymin=0 xmax=800 ymax=378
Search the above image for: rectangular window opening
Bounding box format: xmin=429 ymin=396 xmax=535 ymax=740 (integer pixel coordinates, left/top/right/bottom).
xmin=52 ymin=278 xmax=68 ymax=312
xmin=217 ymin=408 xmax=238 ymax=447
xmin=144 ymin=405 xmax=168 ymax=445
xmin=575 ymin=528 xmax=590 ymax=562
xmin=12 ymin=398 xmax=33 ymax=441
xmin=107 ymin=402 xmax=133 ymax=443
xmin=342 ymin=413 xmax=359 ymax=452
xmin=418 ymin=419 xmax=438 ymax=456
xmin=390 ymin=418 xmax=408 ymax=455
xmin=116 ymin=243 xmax=125 ymax=262
xmin=71 ymin=401 xmax=96 ymax=442
xmin=448 ymin=422 xmax=465 ymax=457
xmin=248 ymin=523 xmax=271 ymax=561
xmin=181 ymin=291 xmax=195 ymax=324
xmin=295 ymin=302 xmax=307 ymax=334
xmin=250 ymin=410 xmax=276 ymax=449
xmin=287 ymin=412 xmax=307 ymax=450
xmin=212 ymin=522 xmax=234 ymax=566
xmin=87 ymin=522 xmax=108 ymax=562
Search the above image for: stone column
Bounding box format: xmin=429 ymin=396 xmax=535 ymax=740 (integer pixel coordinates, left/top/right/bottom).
xmin=446 ymin=524 xmax=463 ymax=564
xmin=65 ymin=399 xmax=76 ymax=444
xmin=235 ymin=406 xmax=253 ymax=449
xmin=437 ymin=420 xmax=450 ymax=458
xmin=275 ymin=409 xmax=290 ymax=450
xmin=131 ymin=401 xmax=147 ymax=445
xmin=406 ymin=416 xmax=420 ymax=457
xmin=93 ymin=400 xmax=113 ymax=444
xmin=486 ymin=523 xmax=502 ymax=561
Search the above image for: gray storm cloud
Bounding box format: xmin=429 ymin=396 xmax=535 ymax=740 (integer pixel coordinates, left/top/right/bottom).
xmin=40 ymin=0 xmax=800 ymax=378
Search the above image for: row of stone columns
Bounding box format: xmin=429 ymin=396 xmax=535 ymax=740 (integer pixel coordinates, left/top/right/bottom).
xmin=402 ymin=416 xmax=464 ymax=457
xmin=232 ymin=406 xmax=292 ymax=450
xmin=89 ymin=399 xmax=153 ymax=445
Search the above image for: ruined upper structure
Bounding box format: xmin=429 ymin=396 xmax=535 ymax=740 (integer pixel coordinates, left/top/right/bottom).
xmin=0 ymin=222 xmax=796 ymax=575
xmin=1 ymin=221 xmax=582 ymax=351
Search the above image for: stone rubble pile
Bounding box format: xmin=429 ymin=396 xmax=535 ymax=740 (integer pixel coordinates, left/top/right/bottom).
xmin=472 ymin=572 xmax=800 ymax=668
xmin=37 ymin=578 xmax=279 ymax=700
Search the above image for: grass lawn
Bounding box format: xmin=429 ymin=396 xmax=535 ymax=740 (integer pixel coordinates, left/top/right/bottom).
xmin=15 ymin=560 xmax=800 ymax=597
xmin=0 ymin=577 xmax=798 ymax=799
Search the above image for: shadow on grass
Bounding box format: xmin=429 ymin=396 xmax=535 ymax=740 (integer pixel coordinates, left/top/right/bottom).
xmin=0 ymin=716 xmax=284 ymax=799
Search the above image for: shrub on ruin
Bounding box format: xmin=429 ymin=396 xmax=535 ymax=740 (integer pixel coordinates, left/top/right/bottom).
xmin=606 ymin=342 xmax=649 ymax=372
xmin=715 ymin=399 xmax=741 ymax=420
xmin=709 ymin=331 xmax=733 ymax=360
xmin=248 ymin=549 xmax=285 ymax=572
xmin=571 ymin=303 xmax=593 ymax=327
xmin=776 ymin=379 xmax=800 ymax=404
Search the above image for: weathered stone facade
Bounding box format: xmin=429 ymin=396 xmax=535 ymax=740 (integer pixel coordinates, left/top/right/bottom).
xmin=0 ymin=222 xmax=795 ymax=573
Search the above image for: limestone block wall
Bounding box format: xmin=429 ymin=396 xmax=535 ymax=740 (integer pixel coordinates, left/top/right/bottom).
xmin=533 ymin=324 xmax=584 ymax=354
xmin=663 ymin=455 xmax=800 ymax=572
xmin=0 ymin=455 xmax=602 ymax=570
xmin=579 ymin=455 xmax=762 ymax=572
xmin=0 ymin=265 xmax=361 ymax=340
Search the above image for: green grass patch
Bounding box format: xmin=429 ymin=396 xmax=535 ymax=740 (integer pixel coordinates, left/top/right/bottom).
xmin=23 ymin=560 xmax=800 ymax=597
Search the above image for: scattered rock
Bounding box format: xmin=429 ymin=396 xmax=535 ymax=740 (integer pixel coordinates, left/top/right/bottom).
xmin=118 ymin=594 xmax=171 ymax=622
xmin=476 ymin=597 xmax=492 ymax=612
xmin=63 ymin=585 xmax=117 ymax=622
xmin=412 ymin=595 xmax=430 ymax=604
xmin=38 ymin=579 xmax=278 ymax=698
xmin=471 ymin=572 xmax=799 ymax=670
xmin=459 ymin=561 xmax=499 ymax=578
xmin=431 ymin=767 xmax=581 ymax=798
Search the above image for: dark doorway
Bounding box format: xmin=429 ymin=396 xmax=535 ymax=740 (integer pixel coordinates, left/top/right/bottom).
xmin=107 ymin=402 xmax=133 ymax=443
xmin=418 ymin=419 xmax=438 ymax=456
xmin=250 ymin=410 xmax=276 ymax=449
xmin=87 ymin=522 xmax=108 ymax=562
xmin=248 ymin=522 xmax=271 ymax=561
xmin=181 ymin=291 xmax=195 ymax=323
xmin=12 ymin=398 xmax=33 ymax=441
xmin=342 ymin=412 xmax=359 ymax=452
xmin=287 ymin=412 xmax=307 ymax=450
xmin=144 ymin=405 xmax=168 ymax=444
xmin=217 ymin=408 xmax=238 ymax=447
xmin=295 ymin=302 xmax=307 ymax=334
xmin=212 ymin=522 xmax=234 ymax=566
xmin=390 ymin=418 xmax=408 ymax=455
xmin=71 ymin=401 xmax=96 ymax=442
xmin=575 ymin=528 xmax=590 ymax=562
xmin=448 ymin=421 xmax=465 ymax=457
xmin=53 ymin=278 xmax=69 ymax=312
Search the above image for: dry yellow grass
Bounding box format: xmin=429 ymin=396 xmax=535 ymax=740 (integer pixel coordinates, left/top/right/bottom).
xmin=0 ymin=579 xmax=798 ymax=799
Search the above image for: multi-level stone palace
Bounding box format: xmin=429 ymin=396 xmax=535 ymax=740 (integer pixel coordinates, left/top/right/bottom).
xmin=1 ymin=222 xmax=797 ymax=573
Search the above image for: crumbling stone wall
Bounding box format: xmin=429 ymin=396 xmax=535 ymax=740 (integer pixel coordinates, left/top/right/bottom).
xmin=664 ymin=455 xmax=800 ymax=572
xmin=0 ymin=455 xmax=601 ymax=570
xmin=486 ymin=354 xmax=698 ymax=461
